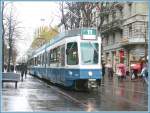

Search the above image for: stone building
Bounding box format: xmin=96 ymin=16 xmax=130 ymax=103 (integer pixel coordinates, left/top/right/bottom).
xmin=101 ymin=2 xmax=148 ymax=72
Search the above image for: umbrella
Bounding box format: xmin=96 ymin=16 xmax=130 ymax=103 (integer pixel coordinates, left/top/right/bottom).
xmin=117 ymin=63 xmax=125 ymax=68
xmin=130 ymin=63 xmax=141 ymax=70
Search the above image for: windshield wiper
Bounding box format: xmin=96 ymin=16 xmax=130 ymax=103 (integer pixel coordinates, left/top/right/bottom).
xmin=67 ymin=43 xmax=75 ymax=53
xmin=89 ymin=42 xmax=98 ymax=54
xmin=84 ymin=60 xmax=91 ymax=63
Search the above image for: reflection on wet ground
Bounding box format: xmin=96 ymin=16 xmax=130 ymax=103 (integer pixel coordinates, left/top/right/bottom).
xmin=2 ymin=74 xmax=148 ymax=111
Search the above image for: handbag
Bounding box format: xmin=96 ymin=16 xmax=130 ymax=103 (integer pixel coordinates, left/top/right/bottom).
xmin=131 ymin=73 xmax=135 ymax=79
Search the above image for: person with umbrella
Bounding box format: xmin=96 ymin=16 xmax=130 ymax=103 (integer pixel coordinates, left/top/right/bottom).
xmin=140 ymin=60 xmax=148 ymax=84
xmin=130 ymin=63 xmax=141 ymax=80
xmin=116 ymin=62 xmax=126 ymax=80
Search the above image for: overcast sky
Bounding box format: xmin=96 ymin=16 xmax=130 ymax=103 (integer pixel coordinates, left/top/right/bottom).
xmin=6 ymin=1 xmax=61 ymax=61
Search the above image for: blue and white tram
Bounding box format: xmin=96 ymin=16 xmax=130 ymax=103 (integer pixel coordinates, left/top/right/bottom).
xmin=28 ymin=28 xmax=102 ymax=90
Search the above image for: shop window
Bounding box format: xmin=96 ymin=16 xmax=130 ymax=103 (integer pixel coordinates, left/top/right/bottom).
xmin=112 ymin=33 xmax=115 ymax=44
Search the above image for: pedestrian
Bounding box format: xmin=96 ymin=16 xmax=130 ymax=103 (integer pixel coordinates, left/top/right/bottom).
xmin=130 ymin=63 xmax=140 ymax=80
xmin=102 ymin=62 xmax=105 ymax=77
xmin=4 ymin=64 xmax=7 ymax=72
xmin=126 ymin=67 xmax=129 ymax=76
xmin=10 ymin=65 xmax=14 ymax=72
xmin=140 ymin=61 xmax=148 ymax=84
xmin=20 ymin=63 xmax=25 ymax=81
xmin=106 ymin=59 xmax=113 ymax=79
xmin=24 ymin=63 xmax=28 ymax=79
xmin=116 ymin=61 xmax=126 ymax=81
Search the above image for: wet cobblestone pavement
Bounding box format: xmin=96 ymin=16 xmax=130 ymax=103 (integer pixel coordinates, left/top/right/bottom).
xmin=2 ymin=74 xmax=148 ymax=111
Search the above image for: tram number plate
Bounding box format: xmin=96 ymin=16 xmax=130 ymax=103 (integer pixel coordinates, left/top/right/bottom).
xmin=81 ymin=29 xmax=96 ymax=40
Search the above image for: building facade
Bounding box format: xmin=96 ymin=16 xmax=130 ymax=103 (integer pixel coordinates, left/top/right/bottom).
xmin=101 ymin=2 xmax=148 ymax=72
xmin=57 ymin=2 xmax=148 ymax=72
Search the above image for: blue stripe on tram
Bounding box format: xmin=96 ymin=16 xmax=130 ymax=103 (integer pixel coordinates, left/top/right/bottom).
xmin=30 ymin=67 xmax=102 ymax=87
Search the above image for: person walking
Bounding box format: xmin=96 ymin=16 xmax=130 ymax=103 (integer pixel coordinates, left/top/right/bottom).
xmin=24 ymin=63 xmax=28 ymax=79
xmin=4 ymin=64 xmax=7 ymax=72
xmin=20 ymin=63 xmax=25 ymax=81
xmin=130 ymin=63 xmax=141 ymax=80
xmin=106 ymin=59 xmax=113 ymax=79
xmin=102 ymin=62 xmax=105 ymax=77
xmin=140 ymin=61 xmax=148 ymax=84
xmin=116 ymin=62 xmax=126 ymax=81
xmin=10 ymin=65 xmax=14 ymax=72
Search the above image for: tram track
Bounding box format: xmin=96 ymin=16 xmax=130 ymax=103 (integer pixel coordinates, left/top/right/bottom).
xmin=35 ymin=77 xmax=90 ymax=109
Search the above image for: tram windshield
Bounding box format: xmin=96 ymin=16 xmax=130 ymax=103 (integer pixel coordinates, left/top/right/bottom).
xmin=80 ymin=42 xmax=99 ymax=65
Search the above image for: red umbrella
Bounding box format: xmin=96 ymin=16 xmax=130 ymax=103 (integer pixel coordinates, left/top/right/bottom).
xmin=117 ymin=63 xmax=125 ymax=68
xmin=130 ymin=63 xmax=141 ymax=70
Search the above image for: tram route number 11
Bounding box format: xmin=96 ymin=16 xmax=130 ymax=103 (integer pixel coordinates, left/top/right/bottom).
xmin=81 ymin=29 xmax=97 ymax=40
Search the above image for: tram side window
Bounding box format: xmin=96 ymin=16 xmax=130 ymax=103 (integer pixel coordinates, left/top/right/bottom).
xmin=66 ymin=42 xmax=78 ymax=65
xmin=49 ymin=47 xmax=60 ymax=64
xmin=40 ymin=55 xmax=42 ymax=65
xmin=31 ymin=59 xmax=33 ymax=66
xmin=41 ymin=54 xmax=43 ymax=66
xmin=44 ymin=52 xmax=47 ymax=66
xmin=48 ymin=51 xmax=51 ymax=66
xmin=50 ymin=50 xmax=54 ymax=63
xmin=42 ymin=53 xmax=44 ymax=66
xmin=37 ymin=55 xmax=41 ymax=66
xmin=53 ymin=48 xmax=57 ymax=62
xmin=60 ymin=45 xmax=65 ymax=66
xmin=35 ymin=57 xmax=37 ymax=66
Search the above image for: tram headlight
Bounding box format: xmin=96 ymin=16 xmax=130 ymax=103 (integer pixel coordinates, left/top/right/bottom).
xmin=68 ymin=71 xmax=73 ymax=75
xmin=88 ymin=71 xmax=93 ymax=76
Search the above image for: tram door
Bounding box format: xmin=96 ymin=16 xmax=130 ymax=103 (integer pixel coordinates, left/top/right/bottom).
xmin=60 ymin=45 xmax=65 ymax=83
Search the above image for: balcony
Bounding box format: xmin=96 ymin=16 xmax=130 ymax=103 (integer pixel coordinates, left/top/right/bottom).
xmin=103 ymin=43 xmax=121 ymax=51
xmin=101 ymin=19 xmax=123 ymax=33
xmin=120 ymin=37 xmax=146 ymax=46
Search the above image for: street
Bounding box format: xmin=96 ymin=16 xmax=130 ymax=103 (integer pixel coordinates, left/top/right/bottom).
xmin=1 ymin=1 xmax=148 ymax=112
xmin=2 ymin=74 xmax=148 ymax=111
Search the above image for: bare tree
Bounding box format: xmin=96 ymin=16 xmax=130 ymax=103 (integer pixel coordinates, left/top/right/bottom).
xmin=2 ymin=2 xmax=22 ymax=71
xmin=59 ymin=2 xmax=122 ymax=31
xmin=2 ymin=1 xmax=5 ymax=72
xmin=59 ymin=2 xmax=69 ymax=30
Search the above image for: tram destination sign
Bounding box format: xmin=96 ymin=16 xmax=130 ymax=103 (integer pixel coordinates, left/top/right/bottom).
xmin=81 ymin=29 xmax=97 ymax=40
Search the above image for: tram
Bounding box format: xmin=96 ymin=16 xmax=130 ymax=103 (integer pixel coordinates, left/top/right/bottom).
xmin=28 ymin=28 xmax=102 ymax=90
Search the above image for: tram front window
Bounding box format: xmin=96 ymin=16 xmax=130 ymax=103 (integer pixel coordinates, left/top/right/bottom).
xmin=81 ymin=42 xmax=99 ymax=65
xmin=66 ymin=42 xmax=78 ymax=65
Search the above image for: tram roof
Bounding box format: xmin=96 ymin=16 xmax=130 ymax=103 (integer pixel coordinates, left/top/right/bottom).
xmin=31 ymin=28 xmax=97 ymax=57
